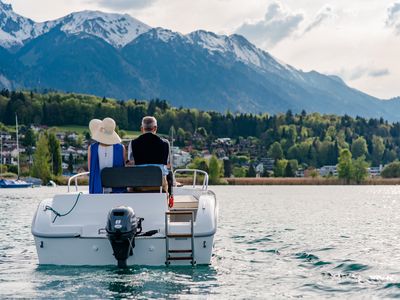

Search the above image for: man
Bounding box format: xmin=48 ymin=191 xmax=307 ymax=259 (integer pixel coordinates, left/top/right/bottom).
xmin=127 ymin=116 xmax=171 ymax=192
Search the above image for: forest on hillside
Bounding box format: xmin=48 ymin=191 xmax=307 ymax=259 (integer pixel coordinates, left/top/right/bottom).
xmin=1 ymin=89 xmax=400 ymax=169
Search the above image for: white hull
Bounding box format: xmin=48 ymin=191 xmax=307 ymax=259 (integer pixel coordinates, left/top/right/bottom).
xmin=33 ymin=236 xmax=214 ymax=266
xmin=32 ymin=185 xmax=217 ymax=266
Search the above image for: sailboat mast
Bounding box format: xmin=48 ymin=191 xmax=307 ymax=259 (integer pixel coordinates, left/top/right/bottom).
xmin=16 ymin=114 xmax=20 ymax=178
xmin=170 ymin=127 xmax=174 ymax=174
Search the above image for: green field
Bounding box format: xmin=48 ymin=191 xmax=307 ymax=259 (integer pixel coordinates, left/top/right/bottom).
xmin=51 ymin=125 xmax=142 ymax=139
xmin=4 ymin=124 xmax=166 ymax=139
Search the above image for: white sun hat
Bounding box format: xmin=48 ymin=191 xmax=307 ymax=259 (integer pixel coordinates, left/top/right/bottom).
xmin=89 ymin=118 xmax=121 ymax=145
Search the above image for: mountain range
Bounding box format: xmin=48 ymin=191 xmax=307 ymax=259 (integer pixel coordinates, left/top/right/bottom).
xmin=0 ymin=1 xmax=399 ymax=120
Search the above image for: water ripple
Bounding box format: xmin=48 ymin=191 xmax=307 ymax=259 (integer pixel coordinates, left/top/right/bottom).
xmin=1 ymin=186 xmax=400 ymax=298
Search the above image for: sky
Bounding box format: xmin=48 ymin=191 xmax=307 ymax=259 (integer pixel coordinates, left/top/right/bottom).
xmin=4 ymin=0 xmax=400 ymax=99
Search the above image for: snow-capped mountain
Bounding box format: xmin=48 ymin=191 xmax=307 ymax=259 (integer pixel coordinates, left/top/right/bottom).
xmin=138 ymin=28 xmax=301 ymax=81
xmin=0 ymin=1 xmax=151 ymax=49
xmin=1 ymin=0 xmax=400 ymax=120
xmin=44 ymin=11 xmax=151 ymax=48
xmin=189 ymin=30 xmax=279 ymax=71
xmin=0 ymin=1 xmax=46 ymax=48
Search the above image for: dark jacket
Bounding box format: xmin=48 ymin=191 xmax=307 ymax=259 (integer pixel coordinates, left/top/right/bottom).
xmin=129 ymin=132 xmax=169 ymax=165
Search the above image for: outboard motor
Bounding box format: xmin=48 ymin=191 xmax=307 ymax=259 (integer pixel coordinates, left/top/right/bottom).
xmin=106 ymin=206 xmax=142 ymax=268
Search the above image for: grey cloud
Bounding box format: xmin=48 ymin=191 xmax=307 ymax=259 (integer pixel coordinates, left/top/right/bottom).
xmin=386 ymin=2 xmax=400 ymax=34
xmin=368 ymin=69 xmax=390 ymax=77
xmin=338 ymin=67 xmax=390 ymax=81
xmin=91 ymin=0 xmax=157 ymax=10
xmin=304 ymin=6 xmax=335 ymax=34
xmin=235 ymin=2 xmax=304 ymax=48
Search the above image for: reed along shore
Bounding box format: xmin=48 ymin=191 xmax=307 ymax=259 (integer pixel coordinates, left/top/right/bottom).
xmin=223 ymin=178 xmax=400 ymax=185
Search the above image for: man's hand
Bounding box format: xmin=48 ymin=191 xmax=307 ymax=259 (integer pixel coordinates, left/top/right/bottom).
xmin=125 ymin=160 xmax=135 ymax=166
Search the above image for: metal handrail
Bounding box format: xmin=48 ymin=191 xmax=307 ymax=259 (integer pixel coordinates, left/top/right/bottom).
xmin=173 ymin=169 xmax=209 ymax=190
xmin=67 ymin=172 xmax=89 ymax=192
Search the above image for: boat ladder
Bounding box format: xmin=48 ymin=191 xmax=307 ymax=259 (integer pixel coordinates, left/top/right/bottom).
xmin=165 ymin=211 xmax=195 ymax=266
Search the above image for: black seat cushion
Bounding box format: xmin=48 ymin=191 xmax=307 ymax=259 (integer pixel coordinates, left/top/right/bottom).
xmin=101 ymin=166 xmax=163 ymax=188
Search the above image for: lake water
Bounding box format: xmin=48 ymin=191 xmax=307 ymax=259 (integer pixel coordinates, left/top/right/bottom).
xmin=2 ymin=186 xmax=400 ymax=299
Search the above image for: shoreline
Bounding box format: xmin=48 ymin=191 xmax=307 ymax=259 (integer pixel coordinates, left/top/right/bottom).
xmin=223 ymin=177 xmax=400 ymax=185
xmin=3 ymin=176 xmax=400 ymax=186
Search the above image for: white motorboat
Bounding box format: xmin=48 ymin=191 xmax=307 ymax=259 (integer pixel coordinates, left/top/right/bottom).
xmin=31 ymin=167 xmax=217 ymax=267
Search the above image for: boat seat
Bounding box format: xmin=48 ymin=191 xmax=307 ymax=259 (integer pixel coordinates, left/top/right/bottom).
xmin=169 ymin=195 xmax=198 ymax=222
xmin=101 ymin=166 xmax=163 ymax=191
xmin=173 ymin=195 xmax=198 ymax=209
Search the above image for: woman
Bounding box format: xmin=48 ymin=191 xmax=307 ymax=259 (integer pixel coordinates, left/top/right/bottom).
xmin=88 ymin=117 xmax=126 ymax=194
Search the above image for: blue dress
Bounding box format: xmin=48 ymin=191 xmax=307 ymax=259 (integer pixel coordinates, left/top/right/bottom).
xmin=89 ymin=143 xmax=125 ymax=194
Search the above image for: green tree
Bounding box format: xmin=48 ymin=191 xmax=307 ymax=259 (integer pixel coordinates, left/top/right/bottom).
xmin=352 ymin=156 xmax=369 ymax=183
xmin=381 ymin=161 xmax=400 ymax=178
xmin=31 ymin=134 xmax=51 ymax=183
xmin=196 ymin=127 xmax=208 ymax=137
xmin=84 ymin=131 xmax=91 ymax=141
xmin=223 ymin=159 xmax=232 ymax=177
xmin=285 ymin=162 xmax=295 ymax=177
xmin=286 ymin=159 xmax=298 ymax=177
xmin=351 ymin=137 xmax=368 ymax=159
xmin=231 ymin=155 xmax=249 ymax=165
xmin=47 ymin=132 xmax=62 ymax=176
xmin=383 ymin=149 xmax=397 ymax=164
xmin=233 ymin=166 xmax=246 ymax=177
xmin=176 ymin=128 xmax=186 ymax=146
xmin=307 ymin=167 xmax=319 ymax=178
xmin=209 ymin=155 xmax=221 ymax=184
xmin=23 ymin=128 xmax=36 ymax=156
xmin=68 ymin=153 xmax=74 ymax=174
xmin=0 ymin=164 xmax=7 ymax=174
xmin=268 ymin=142 xmax=284 ymax=160
xmin=198 ymin=160 xmax=209 ymax=173
xmin=189 ymin=157 xmax=209 ymax=173
xmin=371 ymin=136 xmax=385 ymax=166
xmin=247 ymin=164 xmax=256 ymax=177
xmin=274 ymin=159 xmax=288 ymax=177
xmin=119 ymin=130 xmax=126 ymax=139
xmin=337 ymin=149 xmax=353 ymax=183
xmin=319 ymin=140 xmax=337 ymax=165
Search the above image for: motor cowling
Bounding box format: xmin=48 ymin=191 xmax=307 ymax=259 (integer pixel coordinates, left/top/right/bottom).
xmin=106 ymin=206 xmax=141 ymax=268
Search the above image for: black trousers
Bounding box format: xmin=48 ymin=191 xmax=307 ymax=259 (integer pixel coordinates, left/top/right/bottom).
xmin=166 ymin=171 xmax=173 ymax=195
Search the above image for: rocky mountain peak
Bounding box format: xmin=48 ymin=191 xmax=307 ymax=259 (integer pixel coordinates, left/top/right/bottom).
xmin=0 ymin=2 xmax=152 ymax=49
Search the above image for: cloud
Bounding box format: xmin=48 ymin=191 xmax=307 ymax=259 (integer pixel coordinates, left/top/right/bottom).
xmin=368 ymin=68 xmax=390 ymax=77
xmin=235 ymin=2 xmax=303 ymax=48
xmin=386 ymin=2 xmax=400 ymax=34
xmin=304 ymin=5 xmax=335 ymax=34
xmin=89 ymin=0 xmax=157 ymax=10
xmin=336 ymin=67 xmax=390 ymax=81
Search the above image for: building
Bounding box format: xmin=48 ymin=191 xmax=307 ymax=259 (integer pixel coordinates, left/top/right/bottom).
xmin=215 ymin=138 xmax=232 ymax=146
xmin=319 ymin=165 xmax=338 ymax=177
xmin=171 ymin=146 xmax=191 ymax=168
xmin=368 ymin=165 xmax=383 ymax=177
xmin=255 ymin=163 xmax=264 ymax=177
xmin=259 ymin=158 xmax=275 ymax=171
xmin=0 ymin=133 xmax=12 ymax=140
xmin=62 ymin=146 xmax=79 ymax=161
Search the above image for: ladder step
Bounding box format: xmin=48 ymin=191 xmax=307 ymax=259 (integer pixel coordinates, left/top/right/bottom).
xmin=167 ymin=256 xmax=193 ymax=260
xmin=166 ymin=211 xmax=193 ymax=215
xmin=168 ymin=249 xmax=192 ymax=253
xmin=167 ymin=234 xmax=192 ymax=238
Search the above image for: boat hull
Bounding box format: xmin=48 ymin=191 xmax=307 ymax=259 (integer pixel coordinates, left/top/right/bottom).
xmin=31 ymin=189 xmax=217 ymax=266
xmin=0 ymin=179 xmax=33 ymax=188
xmin=0 ymin=184 xmax=33 ymax=188
xmin=33 ymin=235 xmax=214 ymax=266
